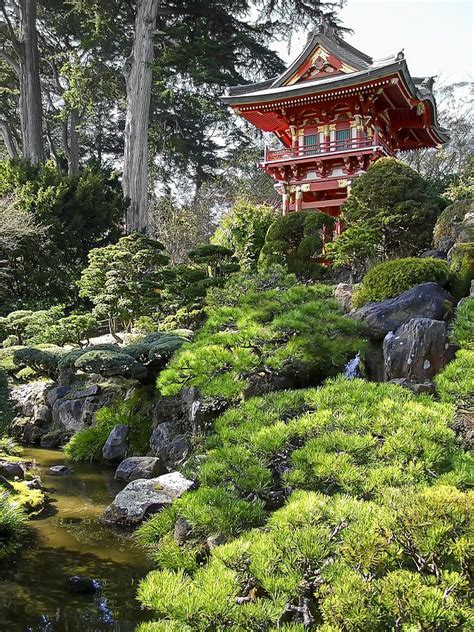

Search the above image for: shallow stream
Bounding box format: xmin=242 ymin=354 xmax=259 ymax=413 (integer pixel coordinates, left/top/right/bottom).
xmin=0 ymin=448 xmax=152 ymax=632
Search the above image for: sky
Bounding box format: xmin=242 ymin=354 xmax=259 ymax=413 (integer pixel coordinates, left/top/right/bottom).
xmin=274 ymin=0 xmax=473 ymax=85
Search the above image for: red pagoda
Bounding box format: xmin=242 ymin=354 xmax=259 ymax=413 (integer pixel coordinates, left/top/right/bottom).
xmin=221 ymin=23 xmax=448 ymax=232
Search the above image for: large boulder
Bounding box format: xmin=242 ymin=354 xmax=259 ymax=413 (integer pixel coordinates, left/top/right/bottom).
xmin=149 ymin=423 xmax=191 ymax=470
xmin=101 ymin=472 xmax=193 ymax=527
xmin=350 ymin=283 xmax=453 ymax=340
xmin=114 ymin=457 xmax=164 ymax=482
xmin=383 ymin=318 xmax=456 ymax=382
xmin=0 ymin=461 xmax=25 ymax=480
xmin=11 ymin=381 xmax=51 ymax=418
xmin=102 ymin=425 xmax=129 ymax=462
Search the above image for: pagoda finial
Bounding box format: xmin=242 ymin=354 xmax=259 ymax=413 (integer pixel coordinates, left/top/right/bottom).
xmin=317 ymin=14 xmax=336 ymax=38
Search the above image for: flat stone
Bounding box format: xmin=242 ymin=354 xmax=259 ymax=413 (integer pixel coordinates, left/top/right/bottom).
xmin=48 ymin=465 xmax=71 ymax=476
xmin=46 ymin=385 xmax=70 ymax=408
xmin=101 ymin=472 xmax=193 ymax=527
xmin=69 ymin=576 xmax=101 ymax=593
xmin=114 ymin=457 xmax=164 ymax=482
xmin=71 ymin=384 xmax=101 ymax=399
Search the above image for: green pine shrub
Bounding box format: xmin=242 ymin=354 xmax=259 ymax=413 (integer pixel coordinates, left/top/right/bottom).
xmin=137 ymin=378 xmax=470 ymax=578
xmin=450 ymin=298 xmax=474 ymax=349
xmin=433 ymin=199 xmax=471 ymax=249
xmin=352 ymin=257 xmax=451 ymax=307
xmin=13 ymin=347 xmax=64 ymax=380
xmin=64 ymin=393 xmax=154 ymax=462
xmin=157 ymin=277 xmax=365 ymax=400
xmin=435 ymin=350 xmax=474 ymax=405
xmin=137 ymin=485 xmax=473 ymax=630
xmin=74 ymin=349 xmax=148 ymax=380
xmin=258 ymin=210 xmax=335 ymax=279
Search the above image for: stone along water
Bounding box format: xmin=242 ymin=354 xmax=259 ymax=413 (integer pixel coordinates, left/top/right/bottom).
xmin=0 ymin=448 xmax=152 ymax=632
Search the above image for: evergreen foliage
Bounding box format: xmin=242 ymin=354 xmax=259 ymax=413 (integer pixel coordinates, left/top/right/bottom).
xmin=451 ymin=297 xmax=474 ymax=349
xmin=259 ymin=211 xmax=334 ymax=279
xmin=34 ymin=313 xmax=99 ymax=347
xmin=435 ymin=350 xmax=474 ymax=404
xmin=13 ymin=347 xmax=64 ymax=380
xmin=0 ymin=160 xmax=124 ymax=312
xmin=137 ymin=378 xmax=472 ymax=630
xmin=433 ymin=199 xmax=471 ymax=249
xmin=0 ymin=493 xmax=27 ymax=560
xmin=352 ymin=257 xmax=451 ymax=307
xmin=449 ymin=242 xmax=474 ymax=301
xmin=212 ymin=199 xmax=277 ymax=269
xmin=0 ymin=306 xmax=64 ymax=346
xmin=157 ymin=274 xmax=365 ymax=399
xmin=329 ymin=158 xmax=445 ymax=271
xmin=78 ymin=233 xmax=169 ymax=337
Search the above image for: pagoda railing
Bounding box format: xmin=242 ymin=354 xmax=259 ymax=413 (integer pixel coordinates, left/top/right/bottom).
xmin=264 ymin=135 xmax=393 ymax=163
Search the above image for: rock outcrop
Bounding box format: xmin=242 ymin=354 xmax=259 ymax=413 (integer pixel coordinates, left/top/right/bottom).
xmin=114 ymin=456 xmax=164 ymax=482
xmin=102 ymin=425 xmax=129 ymax=462
xmin=334 ymin=283 xmax=355 ymax=313
xmin=350 ymin=283 xmax=453 ymax=340
xmin=383 ymin=318 xmax=456 ymax=382
xmin=101 ymin=472 xmax=193 ymax=527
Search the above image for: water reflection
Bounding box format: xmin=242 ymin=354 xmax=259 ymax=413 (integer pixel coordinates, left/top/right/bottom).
xmin=0 ymin=448 xmax=152 ymax=632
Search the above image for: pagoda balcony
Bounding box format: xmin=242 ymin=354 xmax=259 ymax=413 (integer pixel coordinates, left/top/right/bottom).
xmin=263 ymin=135 xmax=394 ymax=165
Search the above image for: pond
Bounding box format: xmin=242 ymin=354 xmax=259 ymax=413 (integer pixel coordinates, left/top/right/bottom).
xmin=0 ymin=448 xmax=153 ymax=632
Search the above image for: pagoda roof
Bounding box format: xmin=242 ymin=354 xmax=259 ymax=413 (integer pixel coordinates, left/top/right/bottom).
xmin=221 ymin=25 xmax=448 ymax=148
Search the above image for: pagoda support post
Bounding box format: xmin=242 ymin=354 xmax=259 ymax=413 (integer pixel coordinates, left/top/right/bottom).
xmin=295 ymin=185 xmax=303 ymax=212
xmin=282 ymin=185 xmax=290 ymax=215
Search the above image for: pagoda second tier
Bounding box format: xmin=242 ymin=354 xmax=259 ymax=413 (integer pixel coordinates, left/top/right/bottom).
xmin=221 ymin=23 xmax=448 ymax=220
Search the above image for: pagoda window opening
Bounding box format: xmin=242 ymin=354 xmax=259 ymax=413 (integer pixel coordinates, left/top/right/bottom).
xmin=335 ymin=127 xmax=351 ymax=150
xmin=303 ymin=132 xmax=319 ymax=155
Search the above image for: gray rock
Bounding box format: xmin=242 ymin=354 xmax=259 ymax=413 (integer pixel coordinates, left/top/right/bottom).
xmin=383 ymin=318 xmax=456 ymax=382
xmin=46 ymin=385 xmax=70 ymax=408
xmin=0 ymin=461 xmax=25 ymax=480
xmin=26 ymin=477 xmax=43 ymax=490
xmin=350 ymin=283 xmax=454 ymax=340
xmin=102 ymin=424 xmax=129 ymax=461
xmin=149 ymin=422 xmax=174 ymax=459
xmin=174 ymin=517 xmax=192 ymax=544
xmin=101 ymin=472 xmax=193 ymax=527
xmin=334 ymin=282 xmax=355 ymax=312
xmin=48 ymin=465 xmax=71 ymax=476
xmin=33 ymin=404 xmax=51 ymax=424
xmin=11 ymin=381 xmax=50 ymax=417
xmin=114 ymin=457 xmax=164 ymax=482
xmin=71 ymin=384 xmax=101 ymax=399
xmin=164 ymin=435 xmax=190 ymax=470
xmin=420 ymin=249 xmax=446 ymax=259
xmin=56 ymin=399 xmax=88 ymax=432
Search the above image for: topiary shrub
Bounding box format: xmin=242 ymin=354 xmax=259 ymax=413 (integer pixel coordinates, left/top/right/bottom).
xmin=449 ymin=242 xmax=474 ymax=301
xmin=451 ymin=298 xmax=474 ymax=350
xmin=433 ymin=199 xmax=471 ymax=249
xmin=259 ymin=210 xmax=335 ymax=279
xmin=74 ymin=350 xmax=148 ymax=381
xmin=157 ymin=278 xmax=365 ymax=400
xmin=435 ymin=350 xmax=474 ymax=405
xmin=64 ymin=393 xmax=154 ymax=462
xmin=353 ymin=257 xmax=451 ymax=307
xmin=13 ymin=347 xmax=64 ymax=380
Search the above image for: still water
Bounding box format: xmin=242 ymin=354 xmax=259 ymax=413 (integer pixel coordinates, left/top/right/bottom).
xmin=0 ymin=448 xmax=152 ymax=632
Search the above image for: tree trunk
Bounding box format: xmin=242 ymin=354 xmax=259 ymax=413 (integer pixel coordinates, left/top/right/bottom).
xmin=0 ymin=119 xmax=18 ymax=158
xmin=18 ymin=0 xmax=43 ymax=163
xmin=122 ymin=0 xmax=160 ymax=234
xmin=68 ymin=108 xmax=80 ymax=175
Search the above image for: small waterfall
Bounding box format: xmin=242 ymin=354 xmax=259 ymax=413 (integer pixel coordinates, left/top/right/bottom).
xmin=344 ymin=353 xmax=361 ymax=379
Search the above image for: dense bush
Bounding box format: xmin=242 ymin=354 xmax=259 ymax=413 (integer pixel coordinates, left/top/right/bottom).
xmin=451 ymin=298 xmax=474 ymax=349
xmin=433 ymin=199 xmax=471 ymax=249
xmin=137 ymin=378 xmax=472 ymax=630
xmin=449 ymin=242 xmax=474 ymax=301
xmin=212 ymin=198 xmax=276 ymax=269
xmin=0 ymin=160 xmax=124 ymax=312
xmin=157 ymin=275 xmax=365 ymax=400
xmin=0 ymin=306 xmax=64 ymax=346
xmin=258 ymin=210 xmax=335 ymax=279
xmin=13 ymin=347 xmax=64 ymax=380
xmin=64 ymin=393 xmax=154 ymax=462
xmin=34 ymin=313 xmax=99 ymax=347
xmin=329 ymin=158 xmax=445 ymax=272
xmin=352 ymin=257 xmax=451 ymax=307
xmin=435 ymin=350 xmax=474 ymax=404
